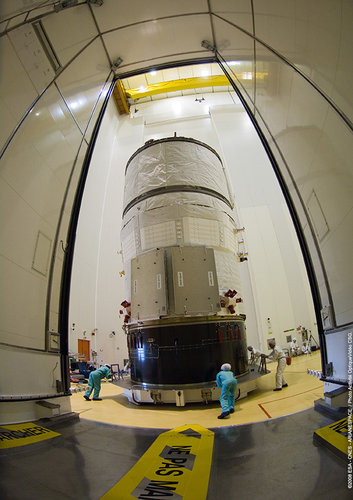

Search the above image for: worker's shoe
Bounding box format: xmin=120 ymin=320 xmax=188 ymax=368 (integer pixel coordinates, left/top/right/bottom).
xmin=229 ymin=408 xmax=235 ymax=414
xmin=282 ymin=384 xmax=288 ymax=388
xmin=218 ymin=411 xmax=230 ymax=419
xmin=273 ymin=388 xmax=282 ymax=391
xmin=92 ymin=398 xmax=102 ymax=401
xmin=84 ymin=395 xmax=91 ymax=401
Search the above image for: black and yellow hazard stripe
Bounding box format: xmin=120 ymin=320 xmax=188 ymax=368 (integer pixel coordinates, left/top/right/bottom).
xmin=0 ymin=422 xmax=60 ymax=449
xmin=314 ymin=416 xmax=350 ymax=460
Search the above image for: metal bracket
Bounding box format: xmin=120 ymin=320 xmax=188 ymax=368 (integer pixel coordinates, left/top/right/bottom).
xmin=325 ymin=362 xmax=333 ymax=377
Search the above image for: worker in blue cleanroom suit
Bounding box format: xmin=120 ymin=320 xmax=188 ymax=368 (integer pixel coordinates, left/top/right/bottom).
xmin=216 ymin=363 xmax=238 ymax=419
xmin=84 ymin=364 xmax=111 ymax=401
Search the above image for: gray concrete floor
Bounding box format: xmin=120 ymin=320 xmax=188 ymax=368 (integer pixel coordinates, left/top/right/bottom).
xmin=0 ymin=408 xmax=349 ymax=500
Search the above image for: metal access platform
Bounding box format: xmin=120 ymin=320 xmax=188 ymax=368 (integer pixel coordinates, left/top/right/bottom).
xmin=111 ymin=364 xmax=270 ymax=406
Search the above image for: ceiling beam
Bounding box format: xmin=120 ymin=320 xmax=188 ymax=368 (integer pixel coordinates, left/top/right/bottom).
xmin=113 ymin=79 xmax=130 ymax=114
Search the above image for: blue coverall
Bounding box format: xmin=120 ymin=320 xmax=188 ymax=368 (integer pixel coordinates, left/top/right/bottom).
xmin=216 ymin=370 xmax=238 ymax=413
xmin=84 ymin=366 xmax=111 ymax=399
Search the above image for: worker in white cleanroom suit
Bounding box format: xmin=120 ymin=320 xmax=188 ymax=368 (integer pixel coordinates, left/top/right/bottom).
xmin=84 ymin=364 xmax=111 ymax=401
xmin=302 ymin=341 xmax=311 ymax=355
xmin=216 ymin=363 xmax=238 ymax=419
xmin=263 ymin=340 xmax=288 ymax=391
xmin=290 ymin=338 xmax=300 ymax=356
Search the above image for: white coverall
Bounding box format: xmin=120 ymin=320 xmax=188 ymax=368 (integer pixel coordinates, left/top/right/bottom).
xmin=268 ymin=346 xmax=287 ymax=389
xmin=290 ymin=340 xmax=300 ymax=356
xmin=302 ymin=344 xmax=311 ymax=355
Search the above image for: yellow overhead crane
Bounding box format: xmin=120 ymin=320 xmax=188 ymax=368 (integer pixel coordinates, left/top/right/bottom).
xmin=126 ymin=75 xmax=232 ymax=100
xmin=112 ymin=80 xmax=130 ymax=115
xmin=113 ymin=73 xmax=268 ymax=114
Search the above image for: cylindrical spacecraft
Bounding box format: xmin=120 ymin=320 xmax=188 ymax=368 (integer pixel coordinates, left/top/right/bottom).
xmin=121 ymin=137 xmax=248 ymax=388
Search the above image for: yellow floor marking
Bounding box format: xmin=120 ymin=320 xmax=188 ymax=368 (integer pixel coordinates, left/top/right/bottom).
xmin=100 ymin=424 xmax=214 ymax=500
xmin=0 ymin=422 xmax=60 ymax=449
xmin=314 ymin=417 xmax=350 ymax=457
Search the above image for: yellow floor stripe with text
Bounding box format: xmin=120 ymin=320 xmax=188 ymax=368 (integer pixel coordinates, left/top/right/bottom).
xmin=314 ymin=416 xmax=350 ymax=458
xmin=0 ymin=423 xmax=60 ymax=449
xmin=100 ymin=424 xmax=214 ymax=500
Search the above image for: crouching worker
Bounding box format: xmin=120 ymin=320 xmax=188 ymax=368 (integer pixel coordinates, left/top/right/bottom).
xmin=216 ymin=363 xmax=238 ymax=419
xmin=84 ymin=364 xmax=111 ymax=401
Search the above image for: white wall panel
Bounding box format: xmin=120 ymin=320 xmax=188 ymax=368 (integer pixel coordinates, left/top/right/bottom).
xmin=0 ymin=258 xmax=47 ymax=349
xmin=0 ymin=83 xmax=86 ymax=350
xmin=0 ymin=11 xmax=113 ymax=403
xmin=241 ymin=206 xmax=296 ymax=343
xmin=0 ymin=348 xmax=62 ymax=397
xmin=269 ymin=75 xmax=353 ymax=327
xmin=210 ymin=105 xmax=317 ymax=350
xmin=254 ymin=0 xmax=353 ymax=122
xmin=321 ymin=209 xmax=353 ymax=326
xmin=94 ymin=0 xmax=209 ymax=32
xmin=212 ymin=0 xmax=253 ymax=33
xmin=42 ymin=4 xmax=98 ymax=67
xmin=1 ymin=87 xmax=84 ymax=227
xmin=211 ymin=16 xmax=255 ymax=101
xmin=217 ymin=4 xmax=353 ymax=332
xmin=69 ymin=103 xmax=144 ymax=366
xmin=103 ymin=15 xmax=212 ymax=74
xmin=7 ymin=24 xmax=55 ymax=94
xmin=0 ymin=35 xmax=38 ymax=150
xmin=55 ymin=39 xmax=111 ymax=138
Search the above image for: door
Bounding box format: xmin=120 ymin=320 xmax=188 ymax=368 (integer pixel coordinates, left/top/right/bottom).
xmin=78 ymin=339 xmax=90 ymax=361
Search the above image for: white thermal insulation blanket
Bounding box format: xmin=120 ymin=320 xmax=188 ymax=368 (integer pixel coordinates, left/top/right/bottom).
xmin=123 ymin=140 xmax=231 ymax=208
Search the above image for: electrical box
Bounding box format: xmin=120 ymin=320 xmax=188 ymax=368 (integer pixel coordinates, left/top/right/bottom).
xmin=131 ymin=249 xmax=167 ymax=320
xmin=168 ymin=246 xmax=220 ymax=315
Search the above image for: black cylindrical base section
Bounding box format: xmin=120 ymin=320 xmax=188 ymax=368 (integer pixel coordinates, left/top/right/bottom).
xmin=127 ymin=319 xmax=248 ymax=385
